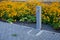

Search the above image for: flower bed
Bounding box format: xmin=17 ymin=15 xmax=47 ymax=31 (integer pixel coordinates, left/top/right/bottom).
xmin=0 ymin=1 xmax=60 ymax=29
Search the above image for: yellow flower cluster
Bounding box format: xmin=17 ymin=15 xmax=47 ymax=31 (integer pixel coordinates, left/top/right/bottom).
xmin=0 ymin=1 xmax=40 ymax=19
xmin=42 ymin=2 xmax=60 ymax=23
xmin=0 ymin=1 xmax=60 ymax=25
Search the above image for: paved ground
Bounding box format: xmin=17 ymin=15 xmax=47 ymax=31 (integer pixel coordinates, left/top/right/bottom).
xmin=0 ymin=21 xmax=60 ymax=40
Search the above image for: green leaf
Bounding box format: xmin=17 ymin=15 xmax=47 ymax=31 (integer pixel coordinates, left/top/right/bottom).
xmin=7 ymin=18 xmax=13 ymax=24
xmin=11 ymin=34 xmax=17 ymax=37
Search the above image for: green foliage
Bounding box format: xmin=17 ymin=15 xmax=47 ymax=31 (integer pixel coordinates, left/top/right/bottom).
xmin=19 ymin=14 xmax=36 ymax=23
xmin=52 ymin=22 xmax=60 ymax=30
xmin=7 ymin=18 xmax=14 ymax=24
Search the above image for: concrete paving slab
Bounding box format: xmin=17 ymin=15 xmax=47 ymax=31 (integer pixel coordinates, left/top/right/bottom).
xmin=0 ymin=21 xmax=60 ymax=40
xmin=36 ymin=30 xmax=60 ymax=40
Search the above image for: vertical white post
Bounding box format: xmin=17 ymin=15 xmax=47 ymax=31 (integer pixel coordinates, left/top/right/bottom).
xmin=36 ymin=6 xmax=41 ymax=30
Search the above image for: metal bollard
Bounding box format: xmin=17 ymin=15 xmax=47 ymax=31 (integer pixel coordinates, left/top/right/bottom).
xmin=36 ymin=6 xmax=41 ymax=30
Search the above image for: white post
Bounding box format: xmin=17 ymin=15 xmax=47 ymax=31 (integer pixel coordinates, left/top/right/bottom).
xmin=36 ymin=6 xmax=41 ymax=30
